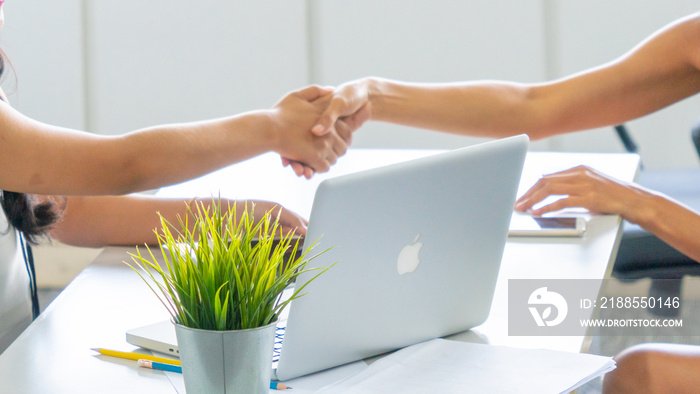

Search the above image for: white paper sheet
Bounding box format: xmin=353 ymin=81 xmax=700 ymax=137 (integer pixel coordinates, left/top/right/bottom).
xmin=316 ymin=339 xmax=615 ymax=394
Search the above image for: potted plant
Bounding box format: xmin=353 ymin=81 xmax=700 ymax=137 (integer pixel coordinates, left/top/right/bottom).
xmin=127 ymin=199 xmax=329 ymax=394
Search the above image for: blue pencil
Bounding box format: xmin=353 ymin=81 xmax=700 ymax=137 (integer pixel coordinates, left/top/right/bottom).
xmin=137 ymin=359 xmax=291 ymax=390
xmin=270 ymin=381 xmax=292 ymax=390
xmin=137 ymin=359 xmax=182 ymax=373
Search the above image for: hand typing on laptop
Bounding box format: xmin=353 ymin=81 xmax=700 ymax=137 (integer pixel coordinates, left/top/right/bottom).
xmin=513 ymin=165 xmax=641 ymax=218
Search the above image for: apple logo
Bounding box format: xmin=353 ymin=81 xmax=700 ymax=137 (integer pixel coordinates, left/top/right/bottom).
xmin=397 ymin=234 xmax=423 ymax=275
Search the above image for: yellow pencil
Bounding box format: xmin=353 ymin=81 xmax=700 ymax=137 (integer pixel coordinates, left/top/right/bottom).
xmin=91 ymin=348 xmax=181 ymax=366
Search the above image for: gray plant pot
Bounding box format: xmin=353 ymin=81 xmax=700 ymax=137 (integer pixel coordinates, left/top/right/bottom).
xmin=174 ymin=321 xmax=277 ymax=394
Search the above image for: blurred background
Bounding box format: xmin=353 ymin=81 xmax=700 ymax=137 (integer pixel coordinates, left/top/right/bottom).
xmin=2 ymin=1 xmax=699 ymax=290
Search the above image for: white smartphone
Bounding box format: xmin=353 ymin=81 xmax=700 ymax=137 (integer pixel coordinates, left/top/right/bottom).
xmin=508 ymin=214 xmax=586 ymax=237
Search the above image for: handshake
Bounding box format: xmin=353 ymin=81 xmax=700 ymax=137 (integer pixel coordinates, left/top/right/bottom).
xmin=269 ymin=80 xmax=371 ymax=179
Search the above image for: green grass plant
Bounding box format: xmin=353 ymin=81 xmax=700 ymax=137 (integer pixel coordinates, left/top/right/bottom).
xmin=126 ymin=199 xmax=330 ymax=330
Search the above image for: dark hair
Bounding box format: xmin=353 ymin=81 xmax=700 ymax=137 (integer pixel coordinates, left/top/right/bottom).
xmin=0 ymin=51 xmax=63 ymax=244
xmin=1 ymin=192 xmax=62 ymax=244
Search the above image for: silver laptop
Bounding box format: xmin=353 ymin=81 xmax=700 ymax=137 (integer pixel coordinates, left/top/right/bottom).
xmin=127 ymin=134 xmax=529 ymax=381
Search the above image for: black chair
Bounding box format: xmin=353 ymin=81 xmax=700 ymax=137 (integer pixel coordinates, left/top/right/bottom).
xmin=612 ymin=123 xmax=700 ymax=316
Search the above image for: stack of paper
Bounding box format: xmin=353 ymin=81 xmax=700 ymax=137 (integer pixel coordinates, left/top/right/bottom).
xmin=316 ymin=339 xmax=615 ymax=393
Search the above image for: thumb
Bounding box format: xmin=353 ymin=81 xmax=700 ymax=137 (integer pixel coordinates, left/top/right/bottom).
xmin=312 ymin=99 xmax=345 ymax=136
xmin=293 ymin=84 xmax=333 ymax=103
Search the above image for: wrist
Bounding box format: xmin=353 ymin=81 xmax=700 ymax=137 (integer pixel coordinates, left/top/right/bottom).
xmin=620 ymin=185 xmax=663 ymax=227
xmin=219 ymin=110 xmax=279 ymax=157
xmin=257 ymin=109 xmax=281 ymax=153
xmin=364 ymin=77 xmax=382 ymax=121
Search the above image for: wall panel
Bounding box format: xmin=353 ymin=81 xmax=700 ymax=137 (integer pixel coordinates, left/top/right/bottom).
xmin=85 ymin=1 xmax=309 ymax=134
xmin=1 ymin=1 xmax=85 ymax=130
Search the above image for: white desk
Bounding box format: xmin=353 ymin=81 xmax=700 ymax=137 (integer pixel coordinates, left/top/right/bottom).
xmin=0 ymin=149 xmax=639 ymax=393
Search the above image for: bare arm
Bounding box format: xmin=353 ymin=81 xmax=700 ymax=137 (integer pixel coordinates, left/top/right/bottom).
xmin=0 ymin=85 xmax=346 ymax=196
xmin=314 ymin=13 xmax=700 ymax=140
xmin=514 ymin=166 xmax=700 ymax=262
xmin=639 ymin=193 xmax=700 ymax=262
xmin=309 ymin=13 xmax=700 ymax=263
xmin=49 ymin=195 xmax=307 ymax=248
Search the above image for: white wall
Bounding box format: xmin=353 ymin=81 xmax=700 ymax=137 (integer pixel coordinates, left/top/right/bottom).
xmin=0 ymin=0 xmax=85 ymax=130
xmin=83 ymin=1 xmax=309 ymax=134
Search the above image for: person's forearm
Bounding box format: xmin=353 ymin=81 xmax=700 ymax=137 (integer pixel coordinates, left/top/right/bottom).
xmin=108 ymin=111 xmax=274 ymax=194
xmin=363 ymin=62 xmax=699 ymax=141
xmin=622 ymin=191 xmax=700 ymax=263
xmin=361 ymin=15 xmax=700 ymax=141
xmin=49 ymin=195 xmax=203 ymax=247
xmin=365 ymin=77 xmax=551 ymax=139
xmin=363 ymin=75 xmax=637 ymax=140
xmin=50 ymin=195 xmax=306 ymax=247
xmin=0 ymin=107 xmax=275 ymax=196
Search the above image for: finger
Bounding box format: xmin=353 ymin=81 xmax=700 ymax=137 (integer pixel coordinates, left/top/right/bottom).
xmin=335 ymin=119 xmax=354 ymax=146
xmin=515 ymin=175 xmax=585 ymax=209
xmin=302 ymin=162 xmax=316 ymax=178
xmin=289 ymin=161 xmax=305 ymax=177
xmin=285 ymin=225 xmax=307 ymax=236
xmin=304 ymin=166 xmax=315 ymax=179
xmin=312 ymin=97 xmax=348 ymax=136
xmin=280 ymin=220 xmax=307 ymax=236
xmin=529 ymin=196 xmax=588 ymax=216
xmin=319 ymin=124 xmax=346 ymax=162
xmin=330 ymin=135 xmax=347 ymax=160
xmin=311 ymin=92 xmax=333 ymax=108
xmin=294 ymin=84 xmax=333 ymax=103
xmin=515 ymin=186 xmax=575 ymax=213
xmin=515 ymin=182 xmax=559 ymax=212
xmin=289 ymin=160 xmax=316 ymax=179
xmin=281 ymin=157 xmax=291 ymax=167
xmin=280 ymin=215 xmax=308 ymax=237
xmin=517 ymin=181 xmax=586 ymax=207
xmin=310 ymin=145 xmax=332 ymax=173
xmin=342 ymin=104 xmax=371 ymax=132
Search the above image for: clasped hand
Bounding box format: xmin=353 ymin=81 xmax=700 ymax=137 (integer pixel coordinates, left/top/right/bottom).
xmin=274 ymin=82 xmax=371 ymax=179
